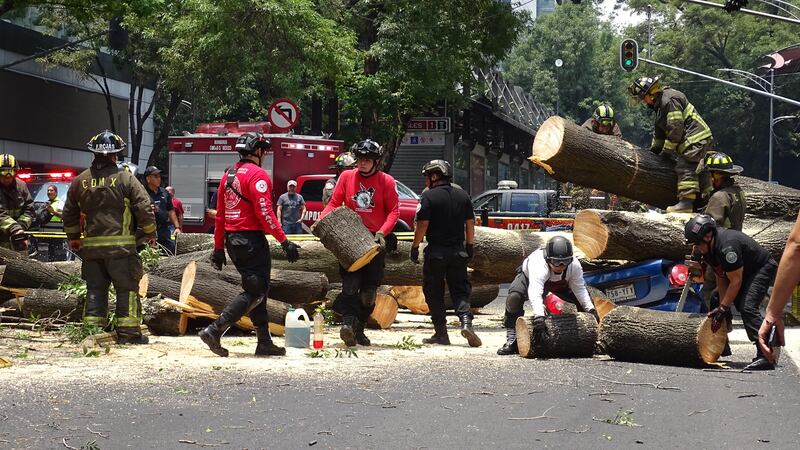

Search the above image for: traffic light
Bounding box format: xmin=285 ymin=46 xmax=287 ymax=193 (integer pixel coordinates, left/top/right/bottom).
xmin=620 ymin=39 xmax=638 ymax=72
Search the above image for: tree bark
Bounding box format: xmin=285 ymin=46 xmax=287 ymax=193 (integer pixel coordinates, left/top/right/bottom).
xmin=311 ymin=206 xmax=381 ymax=272
xmin=1 ymin=258 xmax=73 ymax=289
xmin=515 ymin=313 xmax=598 ymax=359
xmin=598 ymin=306 xmax=727 ymax=367
xmin=175 ymin=233 xmax=216 ymax=255
xmin=530 ymin=116 xmax=800 ymax=216
xmin=389 ymin=284 xmax=499 ymax=315
xmin=1 ymin=289 xmax=82 ymax=322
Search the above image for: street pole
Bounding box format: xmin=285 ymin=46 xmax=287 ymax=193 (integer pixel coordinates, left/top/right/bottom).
xmin=554 ymin=58 xmax=563 ymax=116
xmin=769 ymin=69 xmax=775 ymax=182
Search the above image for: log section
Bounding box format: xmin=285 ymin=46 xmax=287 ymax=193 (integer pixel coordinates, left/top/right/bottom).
xmin=1 ymin=257 xmax=72 ymax=289
xmin=516 ymin=313 xmax=598 ymax=359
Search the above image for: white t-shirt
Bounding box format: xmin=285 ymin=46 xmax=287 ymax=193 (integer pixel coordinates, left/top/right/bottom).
xmin=522 ymin=249 xmax=595 ymax=316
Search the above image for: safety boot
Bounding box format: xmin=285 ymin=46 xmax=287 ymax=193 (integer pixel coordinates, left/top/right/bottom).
xmin=116 ymin=327 xmax=149 ymax=345
xmin=199 ymin=320 xmax=231 ymax=357
xmin=743 ymin=353 xmax=775 ymax=371
xmin=666 ymin=198 xmax=695 ymax=213
xmin=459 ymin=314 xmax=482 ymax=347
xmin=340 ymin=316 xmax=357 ymax=347
xmin=423 ymin=323 xmax=450 ymax=345
xmin=353 ymin=320 xmax=371 ymax=346
xmin=497 ymin=328 xmax=519 ymax=355
xmin=255 ymin=325 xmax=286 ymax=357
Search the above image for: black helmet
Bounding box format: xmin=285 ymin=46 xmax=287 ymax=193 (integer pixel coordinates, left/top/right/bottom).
xmin=628 ymin=75 xmax=663 ymax=100
xmin=235 ymin=132 xmax=271 ymax=155
xmin=685 ymin=214 xmax=717 ymax=244
xmin=0 ymin=153 xmax=20 ymax=176
xmin=87 ymin=130 xmax=126 ymax=155
xmin=330 ymin=152 xmax=357 ymax=170
xmin=545 ymin=236 xmax=573 ymax=266
xmin=422 ymin=159 xmax=452 ymax=178
xmin=351 ymin=139 xmax=383 ymax=159
xmin=704 ymin=151 xmax=743 ymax=175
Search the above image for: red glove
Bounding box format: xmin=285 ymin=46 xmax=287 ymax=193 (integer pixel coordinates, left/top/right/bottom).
xmin=707 ymin=304 xmax=732 ymax=334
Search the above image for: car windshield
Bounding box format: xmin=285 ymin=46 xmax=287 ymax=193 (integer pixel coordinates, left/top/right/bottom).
xmin=30 ymin=181 xmax=70 ymax=205
xmin=396 ymin=181 xmax=419 ymax=200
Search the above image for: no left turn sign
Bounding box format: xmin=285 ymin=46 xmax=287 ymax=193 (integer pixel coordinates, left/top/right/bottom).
xmin=268 ymin=98 xmax=300 ymax=131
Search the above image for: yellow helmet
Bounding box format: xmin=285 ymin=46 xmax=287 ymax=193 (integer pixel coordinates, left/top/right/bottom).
xmin=628 ymin=75 xmax=663 ymax=99
xmin=0 ymin=154 xmax=19 ymax=176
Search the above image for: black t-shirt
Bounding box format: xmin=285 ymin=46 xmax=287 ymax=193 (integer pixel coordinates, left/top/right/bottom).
xmin=146 ymin=186 xmax=173 ymax=228
xmin=416 ymin=183 xmax=475 ymax=247
xmin=707 ymin=227 xmax=770 ymax=277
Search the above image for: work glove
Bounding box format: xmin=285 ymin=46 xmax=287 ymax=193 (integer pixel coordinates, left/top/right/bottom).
xmin=707 ymin=304 xmax=732 ymax=334
xmin=210 ymin=249 xmax=226 ymax=271
xmin=466 ymin=243 xmax=474 ymax=261
xmin=281 ymin=239 xmax=301 ymax=263
xmin=374 ymin=232 xmax=386 ymax=251
xmin=10 ymin=229 xmax=28 ymax=252
xmin=410 ymin=246 xmax=420 ymax=264
xmin=532 ymin=315 xmax=548 ymax=344
xmin=588 ymin=309 xmax=600 ymax=323
xmin=385 ymin=233 xmax=398 ymax=254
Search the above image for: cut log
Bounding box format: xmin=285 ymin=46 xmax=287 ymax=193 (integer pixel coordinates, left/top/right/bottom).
xmin=0 ymin=289 xmax=82 ymax=322
xmin=390 ymin=284 xmax=500 ymax=315
xmin=574 ymin=209 xmax=793 ymax=261
xmin=365 ymin=287 xmax=399 ymax=329
xmin=1 ymin=257 xmax=73 ymax=289
xmin=311 ymin=206 xmax=380 ymax=272
xmin=588 ymin=286 xmax=617 ymax=323
xmin=0 ymin=247 xmax=25 ymax=264
xmin=515 ymin=313 xmax=598 ymax=359
xmin=598 ymin=305 xmax=727 ymax=367
xmin=175 ymin=233 xmax=217 ymax=255
xmin=530 ymin=116 xmax=800 ymax=216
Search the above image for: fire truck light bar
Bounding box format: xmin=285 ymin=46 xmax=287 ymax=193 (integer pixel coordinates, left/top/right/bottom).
xmin=281 ymin=143 xmax=337 ymax=151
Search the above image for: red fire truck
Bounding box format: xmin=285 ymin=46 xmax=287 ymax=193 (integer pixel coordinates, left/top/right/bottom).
xmin=167 ymin=121 xmax=345 ymax=233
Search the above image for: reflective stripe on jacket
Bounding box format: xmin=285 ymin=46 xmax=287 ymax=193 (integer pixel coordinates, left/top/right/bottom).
xmin=652 ymin=88 xmax=713 ymax=154
xmin=0 ymin=178 xmax=34 ymax=239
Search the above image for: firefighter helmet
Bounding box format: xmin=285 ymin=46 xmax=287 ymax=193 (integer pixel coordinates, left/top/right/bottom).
xmin=545 ymin=236 xmax=573 ymax=266
xmin=0 ymin=154 xmax=20 ymax=176
xmin=87 ymin=130 xmax=126 ymax=155
xmin=593 ymin=103 xmax=615 ymax=125
xmin=684 ymin=214 xmax=717 ymax=244
xmin=704 ymin=151 xmax=743 ymax=175
xmin=351 ymin=139 xmax=383 ymax=159
xmin=422 ymin=159 xmax=453 ymax=178
xmin=330 ymin=152 xmax=357 ymax=170
xmin=628 ymin=75 xmax=663 ymax=99
xmin=235 ymin=132 xmax=271 ymax=155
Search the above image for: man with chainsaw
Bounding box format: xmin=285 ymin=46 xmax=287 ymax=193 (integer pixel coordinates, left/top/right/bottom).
xmin=581 ymin=103 xmax=623 ymax=138
xmin=497 ymin=236 xmax=598 ymax=355
xmin=684 ymin=214 xmax=777 ymax=370
xmin=628 ymin=76 xmax=714 ymax=213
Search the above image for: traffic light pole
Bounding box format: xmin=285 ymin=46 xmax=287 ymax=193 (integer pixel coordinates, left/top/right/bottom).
xmin=683 ymin=0 xmax=800 ymax=25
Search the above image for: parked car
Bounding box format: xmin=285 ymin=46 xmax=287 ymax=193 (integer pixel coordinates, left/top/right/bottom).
xmin=471 ymin=183 xmax=574 ymax=231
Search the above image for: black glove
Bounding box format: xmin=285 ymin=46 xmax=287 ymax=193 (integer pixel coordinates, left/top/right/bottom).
xmin=374 ymin=232 xmax=386 ymax=251
xmin=707 ymin=304 xmax=732 ymax=334
xmin=649 ymin=145 xmax=662 ymax=155
xmin=410 ymin=246 xmax=420 ymax=264
xmin=281 ymin=239 xmax=301 ymax=263
xmin=385 ymin=233 xmax=398 ymax=254
xmin=589 ymin=309 xmax=600 ymax=323
xmin=210 ymin=249 xmax=226 ymax=271
xmin=466 ymin=243 xmax=474 ymax=261
xmin=532 ymin=315 xmax=547 ymax=343
xmin=10 ymin=229 xmax=28 ymax=252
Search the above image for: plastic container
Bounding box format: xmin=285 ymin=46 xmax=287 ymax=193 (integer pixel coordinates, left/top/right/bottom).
xmin=285 ymin=307 xmax=310 ymax=348
xmin=313 ymin=311 xmax=324 ymax=349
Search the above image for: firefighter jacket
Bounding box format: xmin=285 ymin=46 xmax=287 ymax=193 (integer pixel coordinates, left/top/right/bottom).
xmin=581 ymin=118 xmax=623 ymax=138
xmin=63 ymin=159 xmax=156 ymax=259
xmin=704 ymin=178 xmax=746 ymax=231
xmin=651 ymin=88 xmax=713 ymax=155
xmin=0 ymin=178 xmax=34 ymax=241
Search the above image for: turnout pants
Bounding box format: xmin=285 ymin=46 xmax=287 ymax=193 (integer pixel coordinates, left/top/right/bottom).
xmin=218 ymin=231 xmax=272 ymax=328
xmin=730 ymin=259 xmax=778 ymax=352
xmin=422 ymin=245 xmax=472 ymax=326
xmin=336 ymin=251 xmax=385 ymax=324
xmin=674 ymin=139 xmax=713 ymax=201
xmin=82 ymin=254 xmax=144 ymax=329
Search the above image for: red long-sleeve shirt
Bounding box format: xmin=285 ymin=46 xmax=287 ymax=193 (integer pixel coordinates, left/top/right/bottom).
xmin=320 ymin=169 xmax=399 ymax=235
xmin=214 ymin=161 xmax=286 ymax=250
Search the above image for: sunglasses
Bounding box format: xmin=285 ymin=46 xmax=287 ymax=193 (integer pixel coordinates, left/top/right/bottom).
xmin=548 ymin=260 xmax=570 ymax=267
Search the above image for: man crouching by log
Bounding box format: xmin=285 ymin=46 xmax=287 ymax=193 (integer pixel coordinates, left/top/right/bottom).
xmin=497 ymin=236 xmax=599 ymax=355
xmin=685 ymin=214 xmax=778 ymax=370
xmin=199 ymin=132 xmax=301 ymax=357
xmin=319 ymin=139 xmax=399 ymax=347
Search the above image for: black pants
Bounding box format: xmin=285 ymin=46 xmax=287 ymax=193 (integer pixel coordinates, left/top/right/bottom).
xmin=219 ymin=231 xmax=271 ymax=328
xmin=337 ymin=251 xmax=385 ymax=323
xmin=503 ymin=269 xmax=580 ymax=328
xmin=82 ymin=254 xmax=144 ymax=329
xmin=731 ymin=259 xmax=777 ymax=350
xmin=422 ymin=245 xmax=472 ymax=326
xmin=157 ymin=226 xmax=175 ymax=255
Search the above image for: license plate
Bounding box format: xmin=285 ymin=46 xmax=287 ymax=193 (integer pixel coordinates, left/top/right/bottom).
xmin=605 ymin=284 xmax=636 ymax=302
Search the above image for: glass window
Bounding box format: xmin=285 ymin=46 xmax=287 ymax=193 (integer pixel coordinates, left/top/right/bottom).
xmin=472 ymin=193 xmax=501 ymax=212
xmin=299 ymin=179 xmax=327 ymax=202
xmin=510 ymin=193 xmax=541 ymax=213
xmin=498 ymin=162 xmax=509 ymax=181
xmin=395 ymin=181 xmax=419 ymax=200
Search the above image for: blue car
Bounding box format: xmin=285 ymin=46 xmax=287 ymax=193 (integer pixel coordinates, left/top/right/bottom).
xmin=584 ymin=259 xmax=707 ymax=313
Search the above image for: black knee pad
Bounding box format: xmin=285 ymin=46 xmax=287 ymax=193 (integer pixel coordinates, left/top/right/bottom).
xmin=242 ymin=273 xmax=268 ymax=298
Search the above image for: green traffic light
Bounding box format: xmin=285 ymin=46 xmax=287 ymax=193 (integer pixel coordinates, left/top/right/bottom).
xmin=625 ymin=59 xmax=632 ymax=66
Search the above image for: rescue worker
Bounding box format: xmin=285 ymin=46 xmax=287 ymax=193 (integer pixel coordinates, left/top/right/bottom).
xmin=320 ymin=139 xmax=399 ymax=346
xmin=62 ymin=131 xmax=157 ymax=344
xmin=497 ymin=236 xmax=599 ymax=355
xmin=0 ymin=153 xmax=34 ymax=253
xmin=143 ymin=166 xmax=181 ymax=255
xmin=42 ymin=184 xmax=69 ymax=261
xmin=199 ymin=132 xmax=301 ymax=358
xmin=410 ymin=159 xmax=479 ymax=347
xmin=322 ymin=152 xmax=356 ymax=207
xmin=581 ymin=103 xmax=623 ymax=138
xmin=628 ymin=76 xmax=714 ymax=212
xmin=684 ymin=214 xmax=777 ymax=370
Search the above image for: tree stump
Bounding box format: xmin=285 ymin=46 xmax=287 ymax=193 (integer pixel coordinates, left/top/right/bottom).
xmin=311 ymin=206 xmax=380 ymax=272
xmin=516 ymin=313 xmax=598 ymax=359
xmin=598 ymin=305 xmax=727 ymax=367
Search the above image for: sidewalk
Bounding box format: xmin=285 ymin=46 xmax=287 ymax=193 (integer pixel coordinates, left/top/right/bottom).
xmin=728 ymin=327 xmax=800 ymax=370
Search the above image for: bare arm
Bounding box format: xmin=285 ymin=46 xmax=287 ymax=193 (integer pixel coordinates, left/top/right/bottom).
xmin=719 ymin=268 xmax=743 ymax=307
xmin=413 ymin=220 xmax=429 ymax=248
xmin=465 ymin=219 xmax=474 ymax=245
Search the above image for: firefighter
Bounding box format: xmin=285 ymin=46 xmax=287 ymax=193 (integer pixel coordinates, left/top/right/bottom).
xmin=319 ymin=139 xmax=399 ymax=346
xmin=322 ymin=152 xmax=356 ymax=207
xmin=581 ymin=103 xmax=623 ymax=138
xmin=0 ymin=153 xmax=34 ymax=253
xmin=684 ymin=214 xmax=778 ymax=370
xmin=62 ymin=131 xmax=157 ymax=344
xmin=628 ymin=76 xmax=714 ymax=213
xmin=410 ymin=159 xmax=479 ymax=347
xmin=497 ymin=236 xmax=599 ymax=355
xmin=199 ymin=132 xmax=301 ymax=358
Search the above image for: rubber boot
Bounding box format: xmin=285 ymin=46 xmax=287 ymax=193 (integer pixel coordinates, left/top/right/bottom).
xmin=423 ymin=322 xmax=450 ymax=345
xmin=255 ymin=325 xmax=286 ymax=357
xmin=666 ymin=197 xmax=695 ymax=213
xmin=459 ymin=314 xmax=482 ymax=347
xmin=116 ymin=327 xmax=149 ymax=345
xmin=340 ymin=315 xmax=357 ymax=347
xmin=199 ymin=320 xmax=231 ymax=357
xmin=354 ymin=320 xmax=371 ymax=346
xmin=497 ymin=328 xmax=518 ymax=355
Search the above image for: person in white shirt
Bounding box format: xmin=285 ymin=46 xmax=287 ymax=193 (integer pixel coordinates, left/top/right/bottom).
xmin=497 ymin=236 xmax=599 ymax=355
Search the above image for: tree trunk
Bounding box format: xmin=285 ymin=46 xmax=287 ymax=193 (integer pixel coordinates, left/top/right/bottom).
xmin=1 ymin=289 xmax=82 ymax=322
xmin=598 ymin=306 xmax=727 ymax=367
xmin=365 ymin=287 xmax=398 ymax=329
xmin=0 ymin=247 xmax=25 ymax=264
xmin=1 ymin=258 xmax=73 ymax=289
xmin=311 ymin=206 xmax=381 ymax=272
xmin=175 ymin=233 xmax=216 ymax=255
xmin=389 ymin=284 xmax=499 ymax=315
xmin=140 ymin=297 xmax=187 ymax=336
xmin=515 ymin=313 xmax=598 ymax=359
xmin=574 ymin=209 xmax=793 ymax=261
xmin=530 ymin=116 xmax=800 ymax=216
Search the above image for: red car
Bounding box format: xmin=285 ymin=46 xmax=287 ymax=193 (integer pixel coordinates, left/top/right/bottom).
xmin=296 ymin=174 xmax=420 ymax=231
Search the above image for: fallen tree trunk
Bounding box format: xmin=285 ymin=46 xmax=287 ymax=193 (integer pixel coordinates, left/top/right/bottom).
xmin=1 ymin=257 xmax=73 ymax=289
xmin=389 ymin=284 xmax=499 ymax=315
xmin=0 ymin=289 xmax=82 ymax=322
xmin=515 ymin=313 xmax=597 ymax=359
xmin=175 ymin=233 xmax=217 ymax=255
xmin=574 ymin=209 xmax=793 ymax=261
xmin=598 ymin=305 xmax=727 ymax=367
xmin=530 ymin=116 xmax=800 ymax=216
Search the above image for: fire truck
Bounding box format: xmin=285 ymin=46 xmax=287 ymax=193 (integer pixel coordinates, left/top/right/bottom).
xmin=167 ymin=121 xmax=345 ymax=233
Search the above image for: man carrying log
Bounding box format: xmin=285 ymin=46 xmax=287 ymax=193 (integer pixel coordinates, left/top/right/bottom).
xmin=497 ymin=236 xmax=599 ymax=355
xmin=199 ymin=132 xmax=301 ymax=358
xmin=0 ymin=153 xmax=34 ymax=253
xmin=323 ymin=152 xmax=356 ymax=207
xmin=62 ymin=131 xmax=157 ymax=345
xmin=320 ymin=139 xmax=399 ymax=346
xmin=410 ymin=160 xmax=480 ymax=347
xmin=684 ymin=214 xmax=777 ymax=370
xmin=581 ymin=103 xmax=622 ymax=138
xmin=628 ymin=76 xmax=713 ymax=213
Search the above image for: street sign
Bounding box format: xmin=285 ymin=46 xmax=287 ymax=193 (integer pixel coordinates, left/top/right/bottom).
xmin=406 ymin=117 xmax=450 ymax=133
xmin=401 ymin=132 xmax=445 ymax=146
xmin=268 ymin=98 xmax=300 ymax=131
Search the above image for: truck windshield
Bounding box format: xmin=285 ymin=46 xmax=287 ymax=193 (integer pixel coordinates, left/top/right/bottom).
xmin=510 ymin=193 xmax=541 ymax=213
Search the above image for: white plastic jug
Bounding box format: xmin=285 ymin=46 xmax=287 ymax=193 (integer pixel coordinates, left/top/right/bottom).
xmin=284 ymin=307 xmax=311 ymax=348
